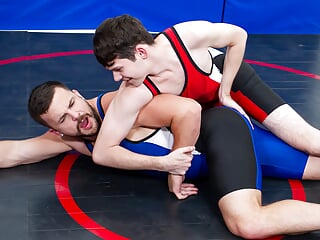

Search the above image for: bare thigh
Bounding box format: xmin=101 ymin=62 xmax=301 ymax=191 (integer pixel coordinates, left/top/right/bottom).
xmin=263 ymin=104 xmax=320 ymax=155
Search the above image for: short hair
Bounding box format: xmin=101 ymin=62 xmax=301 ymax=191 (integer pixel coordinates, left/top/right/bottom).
xmin=93 ymin=14 xmax=155 ymax=67
xmin=28 ymin=81 xmax=68 ymax=127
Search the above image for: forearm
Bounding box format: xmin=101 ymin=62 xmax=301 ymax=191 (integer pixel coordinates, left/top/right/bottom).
xmin=92 ymin=145 xmax=164 ymax=171
xmin=219 ymin=28 xmax=247 ymax=98
xmin=92 ymin=144 xmax=192 ymax=175
xmin=0 ymin=140 xmax=56 ymax=168
xmin=0 ymin=133 xmax=72 ymax=168
xmin=220 ymin=48 xmax=244 ymax=96
xmin=0 ymin=141 xmax=23 ymax=168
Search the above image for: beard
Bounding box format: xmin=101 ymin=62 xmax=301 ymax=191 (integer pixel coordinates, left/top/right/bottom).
xmin=76 ymin=102 xmax=102 ymax=138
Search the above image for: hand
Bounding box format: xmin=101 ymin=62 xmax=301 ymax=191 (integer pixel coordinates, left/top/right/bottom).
xmin=168 ymin=174 xmax=198 ymax=200
xmin=162 ymin=146 xmax=194 ymax=175
xmin=219 ymin=94 xmax=254 ymax=129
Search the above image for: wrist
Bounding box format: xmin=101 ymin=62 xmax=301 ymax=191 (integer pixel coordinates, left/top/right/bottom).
xmin=150 ymin=156 xmax=165 ymax=172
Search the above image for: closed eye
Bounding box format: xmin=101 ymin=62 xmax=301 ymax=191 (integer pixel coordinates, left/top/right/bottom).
xmin=58 ymin=97 xmax=75 ymax=124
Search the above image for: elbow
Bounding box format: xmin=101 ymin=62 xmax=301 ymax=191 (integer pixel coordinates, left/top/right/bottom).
xmin=92 ymin=149 xmax=109 ymax=166
xmin=238 ymin=26 xmax=248 ymax=43
xmin=181 ymin=99 xmax=202 ymax=130
xmin=188 ymin=100 xmax=202 ymax=123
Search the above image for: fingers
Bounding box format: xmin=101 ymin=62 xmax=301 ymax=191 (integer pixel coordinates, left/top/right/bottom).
xmin=172 ymin=183 xmax=198 ymax=200
xmin=180 ymin=183 xmax=198 ymax=195
xmin=178 ymin=146 xmax=195 ymax=154
xmin=169 ymin=165 xmax=190 ymax=175
xmin=223 ymin=99 xmax=254 ymax=130
xmin=167 ymin=147 xmax=194 ymax=175
xmin=171 ymin=170 xmax=187 ymax=175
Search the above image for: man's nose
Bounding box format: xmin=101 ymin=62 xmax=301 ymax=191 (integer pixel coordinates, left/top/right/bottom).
xmin=67 ymin=109 xmax=80 ymax=121
xmin=113 ymin=71 xmax=122 ymax=81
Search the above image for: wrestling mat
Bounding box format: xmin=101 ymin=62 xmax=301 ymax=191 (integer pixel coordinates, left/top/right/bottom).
xmin=1 ymin=31 xmax=320 ymax=239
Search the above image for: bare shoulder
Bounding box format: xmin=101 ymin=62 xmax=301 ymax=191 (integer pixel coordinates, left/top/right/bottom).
xmin=116 ymin=84 xmax=153 ymax=109
xmin=174 ymin=20 xmax=242 ymax=35
xmin=173 ymin=21 xmax=216 ymax=46
xmin=173 ymin=20 xmax=246 ymax=49
xmin=99 ymin=91 xmax=118 ymax=112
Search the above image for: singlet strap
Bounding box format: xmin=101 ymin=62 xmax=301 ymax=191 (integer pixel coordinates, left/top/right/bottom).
xmin=162 ymin=27 xmax=213 ymax=76
xmin=96 ymin=93 xmax=105 ymax=119
xmin=143 ymin=76 xmax=161 ymax=96
xmin=84 ymin=141 xmax=94 ymax=153
xmin=84 ymin=93 xmax=105 ymax=153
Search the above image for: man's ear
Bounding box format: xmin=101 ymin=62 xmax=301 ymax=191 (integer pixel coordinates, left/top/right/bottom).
xmin=49 ymin=129 xmax=64 ymax=137
xmin=72 ymin=89 xmax=85 ymax=99
xmin=135 ymin=45 xmax=147 ymax=59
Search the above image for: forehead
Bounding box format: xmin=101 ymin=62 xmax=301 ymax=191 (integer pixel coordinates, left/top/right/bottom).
xmin=50 ymin=87 xmax=72 ymax=110
xmin=107 ymin=58 xmax=132 ymax=70
xmin=41 ymin=87 xmax=72 ymax=123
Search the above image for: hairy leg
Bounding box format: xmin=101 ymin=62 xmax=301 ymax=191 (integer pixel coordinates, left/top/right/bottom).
xmin=263 ymin=104 xmax=320 ymax=156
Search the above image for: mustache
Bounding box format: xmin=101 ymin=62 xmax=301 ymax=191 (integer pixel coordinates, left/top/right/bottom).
xmin=77 ymin=113 xmax=91 ymax=125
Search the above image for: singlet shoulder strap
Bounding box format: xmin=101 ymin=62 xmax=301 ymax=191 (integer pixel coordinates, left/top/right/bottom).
xmin=96 ymin=93 xmax=105 ymax=119
xmin=143 ymin=76 xmax=161 ymax=96
xmin=162 ymin=27 xmax=192 ymax=64
xmin=162 ymin=27 xmax=211 ymax=75
xmin=83 ymin=93 xmax=105 ymax=153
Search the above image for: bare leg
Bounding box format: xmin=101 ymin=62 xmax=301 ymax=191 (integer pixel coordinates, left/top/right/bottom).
xmin=218 ymin=189 xmax=320 ymax=239
xmin=263 ymin=104 xmax=320 ymax=156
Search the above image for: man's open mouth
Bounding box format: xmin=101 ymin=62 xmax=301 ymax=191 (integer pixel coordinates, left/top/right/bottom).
xmin=79 ymin=116 xmax=89 ymax=129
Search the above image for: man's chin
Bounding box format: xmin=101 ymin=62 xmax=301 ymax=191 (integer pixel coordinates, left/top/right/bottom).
xmin=79 ymin=129 xmax=98 ymax=139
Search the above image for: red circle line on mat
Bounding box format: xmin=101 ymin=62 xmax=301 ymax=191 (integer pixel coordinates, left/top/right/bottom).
xmin=55 ymin=153 xmax=307 ymax=240
xmin=0 ymin=50 xmax=93 ymax=65
xmin=0 ymin=50 xmax=320 ymax=81
xmin=244 ymin=59 xmax=320 ymax=80
xmin=54 ymin=153 xmax=129 ymax=240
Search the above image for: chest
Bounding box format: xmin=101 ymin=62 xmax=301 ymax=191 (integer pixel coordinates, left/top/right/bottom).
xmin=149 ymin=48 xmax=213 ymax=94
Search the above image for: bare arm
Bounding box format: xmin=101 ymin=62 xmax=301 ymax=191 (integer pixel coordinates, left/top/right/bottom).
xmin=175 ymin=21 xmax=249 ymax=117
xmin=0 ymin=131 xmax=73 ymax=168
xmin=136 ymin=94 xmax=202 ymax=199
xmin=135 ymin=94 xmax=201 ymax=150
xmin=92 ymin=87 xmax=199 ymax=173
xmin=92 ymin=84 xmax=161 ymax=170
xmin=137 ymin=94 xmax=202 ymax=199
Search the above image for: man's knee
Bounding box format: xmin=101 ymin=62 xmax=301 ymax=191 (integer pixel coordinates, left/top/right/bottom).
xmin=223 ymin=213 xmax=267 ymax=239
xmin=218 ymin=189 xmax=267 ymax=239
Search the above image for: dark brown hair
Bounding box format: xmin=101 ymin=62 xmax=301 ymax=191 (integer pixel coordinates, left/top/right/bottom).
xmin=93 ymin=14 xmax=154 ymax=67
xmin=28 ymin=81 xmax=68 ymax=127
